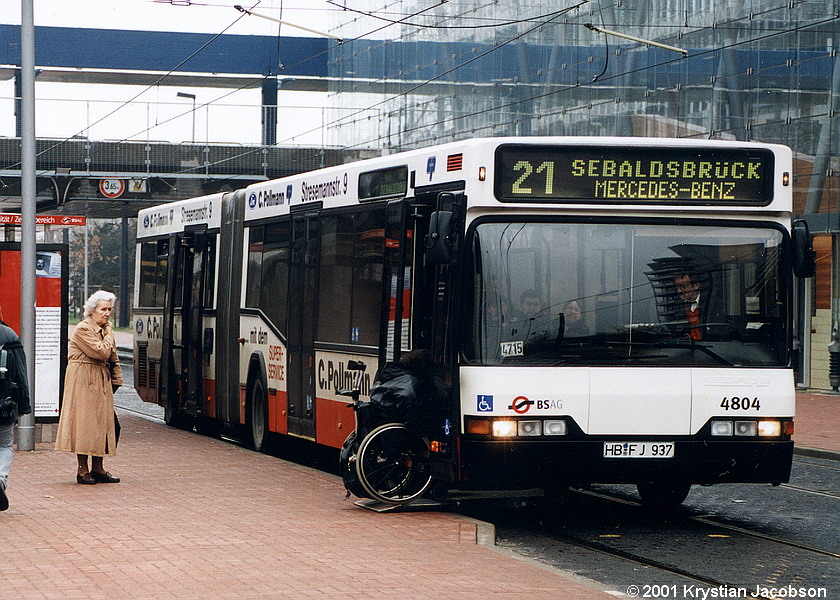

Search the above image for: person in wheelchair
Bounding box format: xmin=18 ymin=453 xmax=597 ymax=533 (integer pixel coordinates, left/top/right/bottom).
xmin=368 ymin=348 xmax=448 ymax=434
xmin=340 ymin=349 xmax=447 ymax=503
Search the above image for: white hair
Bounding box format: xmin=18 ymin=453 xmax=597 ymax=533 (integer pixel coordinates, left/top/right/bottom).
xmin=84 ymin=290 xmax=117 ymax=318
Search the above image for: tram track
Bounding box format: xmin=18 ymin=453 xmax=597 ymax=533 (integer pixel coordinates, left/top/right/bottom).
xmin=525 ymin=526 xmax=748 ymax=593
xmin=576 ymin=487 xmax=840 ymax=560
xmin=464 ymin=482 xmax=839 ymax=600
xmin=794 ymin=457 xmax=840 ymax=472
xmin=779 ymin=482 xmax=840 ymax=500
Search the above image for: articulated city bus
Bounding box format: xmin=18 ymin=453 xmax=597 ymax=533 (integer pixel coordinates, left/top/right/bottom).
xmin=133 ymin=136 xmax=814 ymax=507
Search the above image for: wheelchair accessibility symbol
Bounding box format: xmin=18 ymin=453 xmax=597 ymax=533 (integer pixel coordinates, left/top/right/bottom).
xmin=477 ymin=395 xmax=493 ymax=412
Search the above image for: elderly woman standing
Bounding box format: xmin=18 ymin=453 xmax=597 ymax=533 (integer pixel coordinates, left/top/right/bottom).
xmin=55 ymin=290 xmax=123 ymax=484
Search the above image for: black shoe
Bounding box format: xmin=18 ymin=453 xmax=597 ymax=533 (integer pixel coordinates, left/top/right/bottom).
xmin=76 ymin=473 xmax=97 ymax=485
xmin=90 ymin=471 xmax=120 ymax=483
xmin=0 ymin=483 xmax=8 ymax=511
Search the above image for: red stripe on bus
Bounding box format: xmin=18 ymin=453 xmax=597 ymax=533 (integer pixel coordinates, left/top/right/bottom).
xmin=315 ymin=397 xmax=355 ymax=449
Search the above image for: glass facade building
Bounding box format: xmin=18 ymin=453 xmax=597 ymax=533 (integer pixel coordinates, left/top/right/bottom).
xmin=327 ymin=0 xmax=840 ymax=387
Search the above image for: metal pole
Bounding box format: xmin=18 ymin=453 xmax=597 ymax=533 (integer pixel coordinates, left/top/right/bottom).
xmin=84 ymin=220 xmax=89 ymax=301
xmin=17 ymin=0 xmax=36 ymax=451
xmin=119 ymin=217 xmax=129 ymax=328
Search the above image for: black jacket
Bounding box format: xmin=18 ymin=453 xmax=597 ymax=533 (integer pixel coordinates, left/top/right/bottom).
xmin=0 ymin=322 xmax=32 ymax=419
xmin=369 ymin=363 xmax=447 ymax=432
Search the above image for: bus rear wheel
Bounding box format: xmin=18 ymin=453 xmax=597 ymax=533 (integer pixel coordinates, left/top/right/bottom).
xmin=249 ymin=377 xmax=270 ymax=453
xmin=164 ymin=395 xmax=194 ymax=431
xmin=636 ymin=481 xmax=691 ymax=510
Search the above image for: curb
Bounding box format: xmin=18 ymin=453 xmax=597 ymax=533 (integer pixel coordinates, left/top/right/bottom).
xmin=794 ymin=445 xmax=840 ymax=462
xmin=457 ymin=514 xmax=497 ymax=547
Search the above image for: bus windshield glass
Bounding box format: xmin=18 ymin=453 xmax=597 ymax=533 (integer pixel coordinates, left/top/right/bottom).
xmin=464 ymin=221 xmax=788 ymax=367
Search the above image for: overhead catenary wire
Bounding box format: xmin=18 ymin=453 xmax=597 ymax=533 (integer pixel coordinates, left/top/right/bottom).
xmin=97 ymin=0 xmax=446 ymax=147
xmin=325 ymin=0 xmax=590 ymax=30
xmin=164 ymin=7 xmax=840 ymax=176
xmin=2 ymin=0 xmax=263 ymax=176
xmin=234 ymin=4 xmax=343 ymax=40
xmin=331 ymin=11 xmax=840 ymax=154
xmin=0 ymin=2 xmax=578 ymax=185
xmin=142 ymin=0 xmax=455 ymax=176
xmin=6 ymin=1 xmax=834 ymax=180
xmin=170 ymin=1 xmax=586 ymax=177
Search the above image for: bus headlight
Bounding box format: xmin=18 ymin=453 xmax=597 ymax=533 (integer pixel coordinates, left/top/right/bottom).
xmin=711 ymin=420 xmax=733 ymax=436
xmin=543 ymin=420 xmax=568 ymax=436
xmin=493 ymin=420 xmax=517 ymax=437
xmin=735 ymin=421 xmax=757 ymax=436
xmin=518 ymin=420 xmax=542 ymax=437
xmin=757 ymin=420 xmax=782 ymax=437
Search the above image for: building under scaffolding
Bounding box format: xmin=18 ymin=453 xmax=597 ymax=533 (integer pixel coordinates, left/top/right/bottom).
xmin=325 ymin=0 xmax=840 ymax=389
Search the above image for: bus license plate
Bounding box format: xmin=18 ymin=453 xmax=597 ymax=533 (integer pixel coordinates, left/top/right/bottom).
xmin=603 ymin=442 xmax=674 ymax=458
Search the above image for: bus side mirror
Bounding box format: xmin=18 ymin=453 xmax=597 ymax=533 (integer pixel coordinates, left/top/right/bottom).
xmin=425 ymin=210 xmax=455 ymax=264
xmin=792 ymin=220 xmax=816 ymax=278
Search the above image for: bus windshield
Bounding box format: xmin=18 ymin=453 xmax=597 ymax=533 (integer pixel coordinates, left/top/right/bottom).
xmin=464 ymin=221 xmax=788 ymax=367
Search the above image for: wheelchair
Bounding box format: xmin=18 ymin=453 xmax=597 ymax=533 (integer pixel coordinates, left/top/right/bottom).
xmin=338 ymin=361 xmax=433 ymax=505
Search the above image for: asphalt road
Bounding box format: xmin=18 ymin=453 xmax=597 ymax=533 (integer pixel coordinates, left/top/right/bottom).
xmin=459 ymin=455 xmax=840 ymax=598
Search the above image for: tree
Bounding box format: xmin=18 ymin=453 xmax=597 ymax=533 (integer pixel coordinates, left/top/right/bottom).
xmin=67 ymin=219 xmax=136 ymax=323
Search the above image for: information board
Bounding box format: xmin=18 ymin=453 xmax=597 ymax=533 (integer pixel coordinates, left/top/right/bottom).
xmin=0 ymin=244 xmax=69 ymax=419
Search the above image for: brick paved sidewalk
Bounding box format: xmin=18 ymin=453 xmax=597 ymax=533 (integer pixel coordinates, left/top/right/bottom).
xmin=794 ymin=390 xmax=840 ymax=455
xmin=2 ymin=413 xmax=613 ymax=600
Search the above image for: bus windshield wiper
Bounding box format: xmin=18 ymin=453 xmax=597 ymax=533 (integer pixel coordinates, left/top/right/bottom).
xmin=607 ymin=338 xmax=735 ymax=366
xmin=651 ymin=340 xmax=735 ymax=366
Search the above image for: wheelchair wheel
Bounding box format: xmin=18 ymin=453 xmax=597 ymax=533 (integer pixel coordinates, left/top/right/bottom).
xmin=355 ymin=423 xmax=432 ymax=504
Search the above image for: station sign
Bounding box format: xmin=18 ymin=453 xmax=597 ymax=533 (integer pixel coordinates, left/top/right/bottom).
xmin=0 ymin=214 xmax=86 ymax=226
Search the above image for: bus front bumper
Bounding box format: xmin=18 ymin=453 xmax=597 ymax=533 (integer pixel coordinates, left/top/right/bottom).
xmin=455 ymin=438 xmax=794 ymax=489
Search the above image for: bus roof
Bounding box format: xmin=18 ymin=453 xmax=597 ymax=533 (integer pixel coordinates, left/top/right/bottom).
xmin=137 ymin=137 xmax=793 ymax=237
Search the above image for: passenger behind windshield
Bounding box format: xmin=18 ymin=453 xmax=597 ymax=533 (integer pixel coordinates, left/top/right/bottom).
xmin=561 ymin=300 xmax=589 ymax=337
xmin=508 ymin=289 xmax=558 ymax=346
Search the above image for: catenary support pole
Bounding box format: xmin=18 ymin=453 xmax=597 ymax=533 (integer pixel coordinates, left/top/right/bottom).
xmin=119 ymin=217 xmax=129 ymax=328
xmin=17 ymin=0 xmax=36 ymax=451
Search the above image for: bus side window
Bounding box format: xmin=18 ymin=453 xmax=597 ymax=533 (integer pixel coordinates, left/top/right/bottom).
xmin=261 ymin=222 xmax=289 ymax=328
xmin=318 ymin=214 xmax=354 ymax=343
xmin=352 ymin=208 xmax=386 ymax=346
xmin=245 ymin=225 xmax=264 ymax=309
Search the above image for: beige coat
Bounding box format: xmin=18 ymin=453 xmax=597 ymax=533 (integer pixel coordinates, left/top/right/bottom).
xmin=54 ymin=318 xmax=123 ymax=457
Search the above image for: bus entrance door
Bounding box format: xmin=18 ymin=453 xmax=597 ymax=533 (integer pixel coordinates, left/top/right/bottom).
xmin=286 ymin=211 xmax=319 ymax=440
xmin=161 ymin=230 xmax=209 ymax=426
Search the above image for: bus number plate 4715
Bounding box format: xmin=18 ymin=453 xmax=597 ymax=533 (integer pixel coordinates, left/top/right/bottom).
xmin=603 ymin=442 xmax=675 ymax=458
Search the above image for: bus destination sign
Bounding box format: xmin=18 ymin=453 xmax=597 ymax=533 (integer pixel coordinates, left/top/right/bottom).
xmin=494 ymin=145 xmax=775 ymax=205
